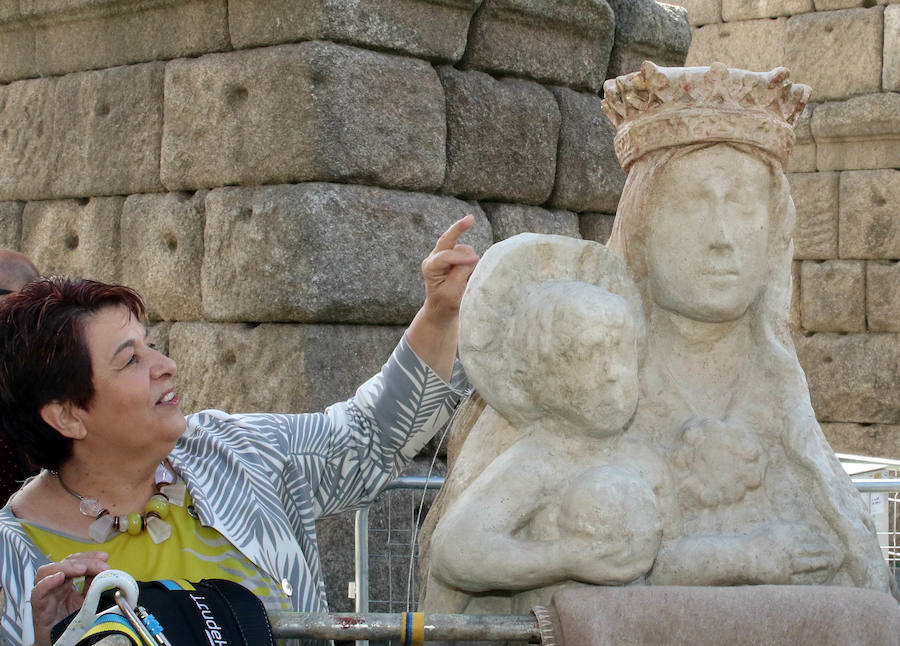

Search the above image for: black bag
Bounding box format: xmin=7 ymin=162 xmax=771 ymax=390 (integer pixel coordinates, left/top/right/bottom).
xmin=51 ymin=578 xmax=275 ymax=646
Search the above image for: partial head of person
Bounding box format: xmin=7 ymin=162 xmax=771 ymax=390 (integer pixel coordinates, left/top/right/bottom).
xmin=0 ymin=277 xmax=182 ymax=473
xmin=0 ymin=249 xmax=39 ymax=299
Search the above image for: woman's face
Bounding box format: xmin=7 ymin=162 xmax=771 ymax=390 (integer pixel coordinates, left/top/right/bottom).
xmin=646 ymin=145 xmax=771 ymax=323
xmin=74 ymin=305 xmax=185 ymax=457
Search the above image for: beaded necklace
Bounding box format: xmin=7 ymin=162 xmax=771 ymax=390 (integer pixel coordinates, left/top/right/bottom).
xmin=50 ymin=462 xmax=187 ymax=544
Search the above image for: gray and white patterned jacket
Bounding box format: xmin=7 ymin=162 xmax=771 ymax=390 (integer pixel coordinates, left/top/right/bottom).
xmin=0 ymin=336 xmax=466 ymax=646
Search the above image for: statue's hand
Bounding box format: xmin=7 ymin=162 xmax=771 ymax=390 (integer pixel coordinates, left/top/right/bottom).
xmin=561 ymin=536 xmax=658 ymax=585
xmin=758 ymin=522 xmax=843 ymax=584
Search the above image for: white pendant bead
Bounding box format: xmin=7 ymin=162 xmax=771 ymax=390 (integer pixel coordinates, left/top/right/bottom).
xmin=88 ymin=514 xmax=115 ymax=543
xmin=80 ymin=498 xmax=104 ymax=518
xmin=146 ymin=516 xmax=172 ymax=544
xmin=160 ymin=483 xmax=186 ymax=507
xmin=117 ymin=515 xmax=129 ymax=532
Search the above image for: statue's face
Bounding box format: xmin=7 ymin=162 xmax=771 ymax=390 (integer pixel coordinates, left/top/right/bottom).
xmin=646 ymin=145 xmax=771 ymax=323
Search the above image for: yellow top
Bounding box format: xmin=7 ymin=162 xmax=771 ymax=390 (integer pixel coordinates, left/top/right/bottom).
xmin=21 ymin=492 xmax=290 ymax=611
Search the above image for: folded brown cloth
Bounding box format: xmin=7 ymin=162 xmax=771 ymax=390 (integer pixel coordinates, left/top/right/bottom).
xmin=534 ymin=585 xmax=900 ymax=646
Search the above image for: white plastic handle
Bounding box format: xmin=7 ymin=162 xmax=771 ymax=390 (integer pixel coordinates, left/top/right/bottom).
xmin=52 ymin=569 xmax=139 ymax=646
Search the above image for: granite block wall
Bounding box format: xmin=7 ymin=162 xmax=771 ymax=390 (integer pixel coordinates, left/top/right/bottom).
xmin=0 ymin=0 xmax=690 ymax=612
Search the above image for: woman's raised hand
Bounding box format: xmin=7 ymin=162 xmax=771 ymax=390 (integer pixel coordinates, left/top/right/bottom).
xmin=407 ymin=215 xmax=479 ymax=382
xmin=31 ymin=552 xmax=109 ymax=646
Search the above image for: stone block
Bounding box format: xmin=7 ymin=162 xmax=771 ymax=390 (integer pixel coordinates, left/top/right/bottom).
xmin=162 ymin=43 xmax=445 ymax=193
xmin=813 ymin=93 xmax=900 ymax=171
xmin=147 ymin=320 xmax=173 ymax=356
xmin=787 ymin=103 xmax=816 ymax=173
xmin=867 ymin=261 xmax=900 ymax=332
xmin=51 ymin=62 xmax=165 ymax=199
xmin=686 ymin=18 xmax=787 ymax=71
xmin=790 ymin=260 xmax=801 ymax=331
xmin=579 ymin=213 xmax=616 ymax=244
xmin=31 ymin=0 xmax=228 ymax=77
xmin=788 ymin=171 xmax=838 ymax=259
xmin=460 ymin=0 xmax=615 ymax=92
xmin=168 ymin=322 xmax=405 ymax=414
xmin=440 ymin=68 xmax=559 ymax=204
xmin=548 ymin=87 xmax=624 ymax=213
xmin=0 ymin=77 xmax=56 ymax=200
xmin=664 ymin=0 xmax=721 ymax=26
xmin=885 ymin=5 xmax=900 ymax=90
xmin=822 ymin=422 xmax=900 ymax=458
xmin=795 ymin=332 xmax=900 ymax=424
xmin=0 ymin=23 xmax=36 ymax=83
xmin=202 ymin=183 xmax=492 ymax=323
xmin=799 ymin=260 xmax=865 ymax=332
xmin=785 ymin=8 xmax=883 ymax=101
xmin=120 ymin=192 xmax=205 ymax=322
xmin=606 ymin=0 xmax=691 ymax=77
xmin=722 ymin=0 xmax=812 ymax=20
xmin=838 ymin=169 xmax=900 ymax=259
xmin=20 ymin=197 xmax=123 ymax=283
xmin=814 ymin=0 xmax=880 ymax=8
xmin=483 ymin=203 xmax=581 ymax=242
xmin=0 ymin=201 xmax=23 ymax=249
xmin=229 ymin=0 xmax=477 ymax=62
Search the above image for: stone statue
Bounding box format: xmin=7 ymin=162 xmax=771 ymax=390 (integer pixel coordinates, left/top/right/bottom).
xmin=420 ymin=62 xmax=893 ymax=612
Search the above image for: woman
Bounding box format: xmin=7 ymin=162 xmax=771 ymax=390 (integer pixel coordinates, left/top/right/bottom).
xmin=0 ymin=216 xmax=478 ymax=646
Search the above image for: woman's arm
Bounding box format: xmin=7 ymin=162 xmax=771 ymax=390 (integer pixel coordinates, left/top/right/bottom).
xmin=405 ymin=214 xmax=478 ymax=382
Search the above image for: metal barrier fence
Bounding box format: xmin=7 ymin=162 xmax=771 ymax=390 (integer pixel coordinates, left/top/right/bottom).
xmin=353 ymin=456 xmax=900 ymax=617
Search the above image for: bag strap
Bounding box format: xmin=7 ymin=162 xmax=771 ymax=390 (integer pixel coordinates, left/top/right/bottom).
xmin=200 ymin=579 xmax=276 ymax=646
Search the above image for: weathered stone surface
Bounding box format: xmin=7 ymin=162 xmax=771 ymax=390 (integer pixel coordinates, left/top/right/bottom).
xmin=0 ymin=23 xmax=36 ymax=83
xmin=460 ymin=0 xmax=615 ymax=92
xmin=799 ymin=260 xmax=865 ymax=332
xmin=813 ymin=93 xmax=900 ymax=171
xmin=785 ymin=8 xmax=883 ymax=101
xmin=0 ymin=77 xmax=56 ymax=200
xmin=440 ymin=68 xmax=559 ymax=204
xmin=50 ymin=62 xmax=165 ymax=198
xmin=548 ymin=87 xmax=624 ymax=213
xmin=20 ymin=197 xmax=123 ymax=283
xmin=579 ymin=213 xmax=616 ymax=244
xmin=0 ymin=201 xmax=23 ymax=249
xmin=32 ymin=0 xmax=228 ymax=77
xmin=838 ymin=169 xmax=900 ymax=259
xmin=795 ymin=332 xmax=900 ymax=424
xmin=202 ymin=183 xmax=492 ymax=323
xmin=788 ymin=171 xmax=838 ymax=259
xmin=790 ymin=261 xmax=801 ymax=331
xmin=121 ymin=192 xmax=205 ymax=322
xmin=162 ymin=43 xmax=445 ymax=192
xmin=606 ymin=0 xmax=691 ymax=77
xmin=664 ymin=0 xmax=721 ymax=26
xmin=787 ymin=103 xmax=815 ymax=173
xmin=686 ymin=18 xmax=787 ymax=71
xmin=168 ymin=321 xmax=405 ymax=414
xmin=885 ymin=5 xmax=900 ymax=91
xmin=229 ymin=0 xmax=477 ymax=62
xmin=867 ymin=261 xmax=900 ymax=332
xmin=722 ymin=0 xmax=812 ymax=21
xmin=483 ymin=203 xmax=581 ymax=241
xmin=147 ymin=320 xmax=173 ymax=356
xmin=814 ymin=0 xmax=882 ymax=8
xmin=821 ymin=422 xmax=900 ymax=458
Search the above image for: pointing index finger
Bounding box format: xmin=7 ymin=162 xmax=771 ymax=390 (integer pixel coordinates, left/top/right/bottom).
xmin=434 ymin=214 xmax=474 ymax=252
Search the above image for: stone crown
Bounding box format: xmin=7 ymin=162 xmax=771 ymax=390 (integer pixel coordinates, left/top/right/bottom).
xmin=601 ymin=61 xmax=811 ymax=170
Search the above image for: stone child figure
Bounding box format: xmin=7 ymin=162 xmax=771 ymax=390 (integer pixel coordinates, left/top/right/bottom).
xmin=424 ymin=235 xmax=671 ymax=614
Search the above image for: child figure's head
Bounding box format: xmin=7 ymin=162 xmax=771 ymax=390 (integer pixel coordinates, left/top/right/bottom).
xmin=511 ymin=280 xmax=639 ymax=437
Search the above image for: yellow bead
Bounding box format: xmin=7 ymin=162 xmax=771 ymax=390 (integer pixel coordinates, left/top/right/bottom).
xmin=144 ymin=495 xmax=169 ymax=519
xmin=126 ymin=512 xmax=143 ymax=535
